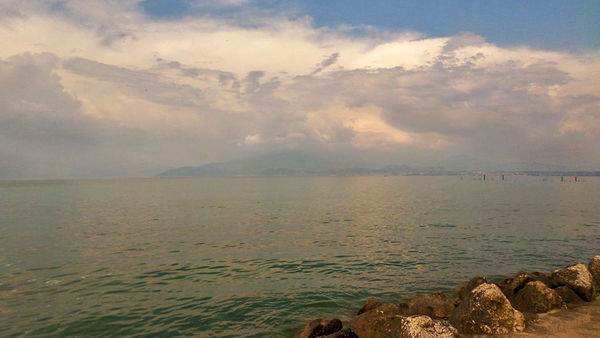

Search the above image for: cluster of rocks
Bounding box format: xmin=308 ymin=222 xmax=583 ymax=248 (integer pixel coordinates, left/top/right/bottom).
xmin=294 ymin=255 xmax=600 ymax=337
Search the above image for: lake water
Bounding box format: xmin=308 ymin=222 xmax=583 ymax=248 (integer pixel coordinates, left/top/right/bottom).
xmin=1 ymin=176 xmax=599 ymax=336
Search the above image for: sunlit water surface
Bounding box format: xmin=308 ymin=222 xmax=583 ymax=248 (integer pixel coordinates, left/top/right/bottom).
xmin=1 ymin=176 xmax=599 ymax=336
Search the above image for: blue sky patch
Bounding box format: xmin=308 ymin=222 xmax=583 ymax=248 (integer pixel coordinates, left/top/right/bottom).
xmin=139 ymin=0 xmax=599 ymax=51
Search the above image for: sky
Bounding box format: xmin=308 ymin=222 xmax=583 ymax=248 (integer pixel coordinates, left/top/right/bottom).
xmin=0 ymin=0 xmax=599 ymax=178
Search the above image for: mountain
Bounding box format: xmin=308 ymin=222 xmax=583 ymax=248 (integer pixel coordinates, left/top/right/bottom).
xmin=158 ymin=150 xmax=335 ymax=177
xmin=158 ymin=151 xmax=597 ymax=177
xmin=158 ymin=150 xmax=458 ymax=177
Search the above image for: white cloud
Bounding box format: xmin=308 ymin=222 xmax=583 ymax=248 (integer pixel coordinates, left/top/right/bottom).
xmin=0 ymin=0 xmax=599 ymax=177
xmin=243 ymin=133 xmax=262 ymax=145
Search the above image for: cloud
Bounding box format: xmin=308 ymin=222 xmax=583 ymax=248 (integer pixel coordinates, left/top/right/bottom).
xmin=0 ymin=53 xmax=102 ymax=177
xmin=243 ymin=133 xmax=262 ymax=145
xmin=311 ymin=52 xmax=340 ymax=75
xmin=0 ymin=1 xmax=599 ymax=178
xmin=442 ymin=32 xmax=486 ymax=53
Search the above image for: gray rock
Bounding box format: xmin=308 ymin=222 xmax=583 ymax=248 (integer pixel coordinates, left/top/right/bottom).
xmin=399 ymin=292 xmax=456 ymax=319
xmin=450 ymin=283 xmax=525 ymax=334
xmin=294 ymin=318 xmax=343 ymax=338
xmin=510 ymin=281 xmax=565 ymax=313
xmin=458 ymin=275 xmax=487 ymax=300
xmin=549 ymin=263 xmax=596 ymax=301
xmin=589 ymin=255 xmax=600 ymax=296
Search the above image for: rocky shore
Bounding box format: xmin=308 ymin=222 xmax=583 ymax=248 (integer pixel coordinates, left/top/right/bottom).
xmin=294 ymin=255 xmax=600 ymax=337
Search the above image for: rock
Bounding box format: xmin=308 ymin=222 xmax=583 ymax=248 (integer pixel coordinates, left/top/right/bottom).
xmin=549 ymin=263 xmax=596 ymax=301
xmin=398 ymin=315 xmax=458 ymax=338
xmin=458 ymin=275 xmax=487 ymax=300
xmin=321 ymin=328 xmax=357 ymax=338
xmin=589 ymin=255 xmax=600 ymax=295
xmin=357 ymin=298 xmax=384 ymax=315
xmin=352 ymin=312 xmax=457 ymax=338
xmin=399 ymin=292 xmax=456 ymax=319
xmin=529 ymin=271 xmax=553 ymax=286
xmin=496 ymin=272 xmax=532 ymax=298
xmin=351 ymin=303 xmax=403 ymax=337
xmin=450 ymin=283 xmax=525 ymax=334
xmin=555 ymin=286 xmax=585 ymax=305
xmin=294 ymin=318 xmax=343 ymax=338
xmin=496 ymin=271 xmax=552 ymax=298
xmin=510 ymin=281 xmax=565 ymax=313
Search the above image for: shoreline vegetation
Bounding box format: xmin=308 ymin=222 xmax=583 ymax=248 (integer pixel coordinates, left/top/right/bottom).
xmin=294 ymin=255 xmax=600 ymax=337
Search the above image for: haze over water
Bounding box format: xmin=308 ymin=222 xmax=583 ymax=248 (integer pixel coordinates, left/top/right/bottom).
xmin=1 ymin=176 xmax=599 ymax=336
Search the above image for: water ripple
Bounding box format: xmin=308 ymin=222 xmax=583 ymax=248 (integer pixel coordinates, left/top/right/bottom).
xmin=1 ymin=177 xmax=600 ymax=336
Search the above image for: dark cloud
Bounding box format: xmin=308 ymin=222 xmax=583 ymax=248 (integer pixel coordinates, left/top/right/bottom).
xmin=311 ymin=52 xmax=340 ymax=75
xmin=0 ymin=53 xmax=88 ymax=142
xmin=262 ymin=57 xmax=597 ymax=167
xmin=0 ymin=3 xmax=25 ymax=19
xmin=63 ymin=57 xmax=208 ymax=108
xmin=0 ymin=53 xmax=230 ymax=178
xmin=244 ymin=70 xmax=265 ymax=94
xmin=0 ymin=53 xmax=99 ymax=177
xmin=96 ymin=25 xmax=136 ymax=46
xmin=157 ymin=59 xmax=239 ymax=87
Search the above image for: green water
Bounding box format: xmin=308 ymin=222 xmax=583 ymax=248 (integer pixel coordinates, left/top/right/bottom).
xmin=1 ymin=176 xmax=599 ymax=336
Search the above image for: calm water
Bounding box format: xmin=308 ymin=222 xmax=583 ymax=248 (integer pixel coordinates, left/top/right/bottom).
xmin=1 ymin=176 xmax=599 ymax=336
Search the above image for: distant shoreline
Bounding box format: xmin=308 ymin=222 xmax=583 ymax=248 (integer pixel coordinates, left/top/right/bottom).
xmin=157 ymin=171 xmax=600 ymax=178
xmin=2 ymin=172 xmax=600 ymax=183
xmin=158 ymin=166 xmax=600 ymax=178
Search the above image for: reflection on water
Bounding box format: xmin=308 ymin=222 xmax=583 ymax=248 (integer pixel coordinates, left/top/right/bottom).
xmin=1 ymin=176 xmax=599 ymax=336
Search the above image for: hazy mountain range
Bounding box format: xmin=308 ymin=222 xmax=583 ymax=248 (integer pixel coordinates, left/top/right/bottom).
xmin=158 ymin=151 xmax=598 ymax=177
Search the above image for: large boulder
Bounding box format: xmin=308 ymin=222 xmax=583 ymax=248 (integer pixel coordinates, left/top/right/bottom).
xmin=450 ymin=283 xmax=525 ymax=334
xmin=294 ymin=318 xmax=343 ymax=338
xmin=589 ymin=255 xmax=600 ymax=295
xmin=458 ymin=275 xmax=487 ymax=300
xmin=509 ymin=281 xmax=565 ymax=313
xmin=399 ymin=292 xmax=456 ymax=319
xmin=549 ymin=263 xmax=595 ymax=301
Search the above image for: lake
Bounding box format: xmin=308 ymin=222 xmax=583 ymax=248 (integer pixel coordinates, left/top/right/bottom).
xmin=1 ymin=176 xmax=599 ymax=336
